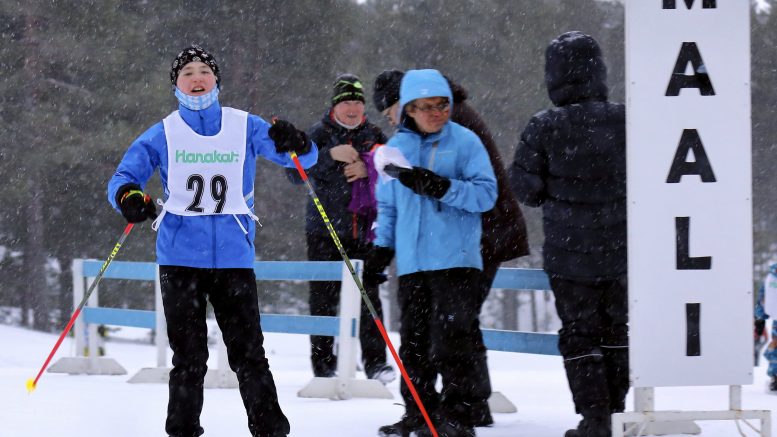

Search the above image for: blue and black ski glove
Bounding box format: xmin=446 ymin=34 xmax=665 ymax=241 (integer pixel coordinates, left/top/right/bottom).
xmin=388 ymin=165 xmax=450 ymax=199
xmin=268 ymin=119 xmax=311 ymax=155
xmin=363 ymin=245 xmax=395 ymax=288
xmin=117 ymin=184 xmax=157 ymax=223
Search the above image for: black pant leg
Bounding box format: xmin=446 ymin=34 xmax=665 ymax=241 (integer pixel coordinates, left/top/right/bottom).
xmin=351 ymin=242 xmax=388 ymax=375
xmin=306 ymin=234 xmax=340 ymax=376
xmin=551 ymin=275 xmax=611 ymax=418
xmin=160 ymin=266 xmax=209 ymax=437
xmin=359 ymin=280 xmax=389 ymax=375
xmin=478 ymin=260 xmax=500 ymax=311
xmin=209 ymin=269 xmax=290 ymax=436
xmin=427 ymin=268 xmax=491 ymax=419
xmin=601 ymin=276 xmax=629 ymax=413
xmin=463 ymin=261 xmax=500 ymax=426
xmin=398 ymin=273 xmax=440 ymax=418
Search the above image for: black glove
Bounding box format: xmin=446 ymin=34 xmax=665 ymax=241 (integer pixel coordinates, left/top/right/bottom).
xmin=268 ymin=119 xmax=311 ymax=155
xmin=116 ymin=184 xmax=157 ymax=223
xmin=756 ymin=319 xmax=766 ymax=338
xmin=395 ymin=166 xmax=451 ymax=199
xmin=363 ymin=245 xmax=395 ymax=288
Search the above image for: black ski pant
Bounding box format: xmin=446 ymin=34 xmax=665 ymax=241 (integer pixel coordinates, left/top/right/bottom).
xmin=398 ymin=268 xmax=491 ymax=421
xmin=461 ymin=260 xmax=499 ymax=425
xmin=306 ymin=233 xmax=387 ymax=377
xmin=160 ymin=266 xmax=289 ymax=437
xmin=550 ymin=274 xmax=630 ymax=418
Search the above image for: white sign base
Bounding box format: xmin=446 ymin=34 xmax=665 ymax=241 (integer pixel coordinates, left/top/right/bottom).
xmin=613 ymin=387 xmax=771 ymax=437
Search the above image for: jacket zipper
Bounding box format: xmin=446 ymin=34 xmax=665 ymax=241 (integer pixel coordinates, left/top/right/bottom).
xmin=426 ymin=141 xmax=442 ymax=211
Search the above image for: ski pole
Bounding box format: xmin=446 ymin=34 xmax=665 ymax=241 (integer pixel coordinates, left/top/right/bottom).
xmin=26 ymin=200 xmax=150 ymax=393
xmin=284 ymin=143 xmax=439 ymax=437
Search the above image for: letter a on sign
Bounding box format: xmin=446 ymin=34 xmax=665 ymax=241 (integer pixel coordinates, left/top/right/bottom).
xmin=666 ymin=129 xmax=716 ymax=183
xmin=666 ymin=42 xmax=715 ymax=96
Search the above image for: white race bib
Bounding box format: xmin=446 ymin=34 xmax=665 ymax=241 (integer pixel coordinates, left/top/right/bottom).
xmin=162 ymin=108 xmax=252 ymax=216
xmin=765 ymin=272 xmax=777 ymax=317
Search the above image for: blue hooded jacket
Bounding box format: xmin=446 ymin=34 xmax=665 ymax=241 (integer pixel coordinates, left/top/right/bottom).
xmin=107 ymin=101 xmax=318 ymax=269
xmin=374 ymin=69 xmax=497 ymax=275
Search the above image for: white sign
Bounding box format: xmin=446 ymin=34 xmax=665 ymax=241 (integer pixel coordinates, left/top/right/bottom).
xmin=626 ymin=0 xmax=752 ymax=387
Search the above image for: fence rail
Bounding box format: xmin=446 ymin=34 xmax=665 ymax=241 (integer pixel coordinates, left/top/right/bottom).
xmin=76 ymin=259 xmax=558 ymax=356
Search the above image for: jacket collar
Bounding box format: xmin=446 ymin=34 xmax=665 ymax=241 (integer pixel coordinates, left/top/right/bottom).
xmin=178 ymin=101 xmax=223 ymax=136
xmin=323 ymin=109 xmax=367 ymax=132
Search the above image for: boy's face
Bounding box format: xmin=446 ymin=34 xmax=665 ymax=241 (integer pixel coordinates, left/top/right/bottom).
xmin=332 ymin=100 xmax=365 ymax=126
xmin=406 ymin=97 xmax=450 ymax=134
xmin=176 ymin=61 xmax=217 ymax=96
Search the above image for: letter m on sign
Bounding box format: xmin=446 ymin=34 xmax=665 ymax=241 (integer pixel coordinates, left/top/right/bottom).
xmin=663 ymin=0 xmax=716 ymax=8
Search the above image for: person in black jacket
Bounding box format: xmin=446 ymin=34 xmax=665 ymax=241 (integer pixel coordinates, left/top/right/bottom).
xmin=288 ymin=74 xmax=395 ymax=384
xmin=508 ymin=31 xmax=628 ymax=437
xmin=373 ymin=70 xmax=530 ymax=429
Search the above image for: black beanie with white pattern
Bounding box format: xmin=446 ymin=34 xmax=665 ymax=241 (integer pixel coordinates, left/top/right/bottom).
xmin=170 ymin=45 xmax=221 ymax=87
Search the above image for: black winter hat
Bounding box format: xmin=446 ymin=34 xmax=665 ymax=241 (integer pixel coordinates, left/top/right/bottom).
xmin=372 ymin=69 xmax=404 ymax=112
xmin=332 ymin=74 xmax=365 ymax=106
xmin=170 ymin=45 xmax=221 ymax=87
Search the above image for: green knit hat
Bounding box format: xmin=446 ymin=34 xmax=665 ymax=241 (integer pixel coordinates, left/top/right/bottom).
xmin=332 ymin=74 xmax=365 ymax=106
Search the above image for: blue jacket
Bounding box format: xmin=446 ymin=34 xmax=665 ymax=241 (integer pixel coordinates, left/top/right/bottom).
xmin=107 ymin=102 xmax=318 ymax=269
xmin=374 ymin=69 xmax=497 ymax=276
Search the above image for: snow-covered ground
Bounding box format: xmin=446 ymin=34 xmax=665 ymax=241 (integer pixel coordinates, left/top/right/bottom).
xmin=0 ymin=323 xmax=773 ymax=437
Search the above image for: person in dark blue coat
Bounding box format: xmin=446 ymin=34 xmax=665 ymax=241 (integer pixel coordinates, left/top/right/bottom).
xmin=509 ymin=32 xmax=628 ymax=437
xmin=107 ymin=45 xmax=317 ymax=437
xmin=287 ymin=74 xmax=395 ymax=383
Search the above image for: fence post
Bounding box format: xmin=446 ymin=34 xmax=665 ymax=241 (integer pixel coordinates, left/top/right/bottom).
xmin=334 ymin=260 xmax=361 ymax=398
xmin=72 ymin=259 xmax=85 ymax=357
xmin=298 ymin=260 xmax=392 ymax=400
xmin=48 ymin=259 xmax=126 ymax=376
xmin=87 ymin=275 xmax=98 ymax=367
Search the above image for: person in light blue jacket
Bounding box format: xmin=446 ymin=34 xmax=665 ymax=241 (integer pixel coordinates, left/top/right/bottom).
xmin=364 ymin=69 xmax=496 ymax=437
xmin=107 ymin=45 xmax=317 ymax=437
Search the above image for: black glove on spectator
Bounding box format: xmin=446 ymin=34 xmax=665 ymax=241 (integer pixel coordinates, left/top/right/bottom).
xmin=397 ymin=166 xmax=451 ymax=199
xmin=116 ymin=184 xmax=157 ymax=223
xmin=755 ymin=319 xmax=766 ymax=337
xmin=269 ymin=119 xmax=311 ymax=155
xmin=363 ymin=245 xmax=395 ymax=288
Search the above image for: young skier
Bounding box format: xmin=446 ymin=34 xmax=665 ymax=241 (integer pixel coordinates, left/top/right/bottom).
xmin=107 ymin=45 xmax=317 ymax=437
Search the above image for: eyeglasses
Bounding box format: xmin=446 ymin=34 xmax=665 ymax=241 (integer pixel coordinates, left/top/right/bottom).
xmin=412 ymin=102 xmax=450 ymax=114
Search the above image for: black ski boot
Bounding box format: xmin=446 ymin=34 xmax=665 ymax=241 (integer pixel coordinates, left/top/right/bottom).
xmin=462 ymin=400 xmax=493 ymax=428
xmin=414 ymin=416 xmax=475 ymax=437
xmin=769 ymin=376 xmax=777 ymax=393
xmin=378 ymin=415 xmax=424 ymax=437
xmin=564 ymin=416 xmax=611 ymax=437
